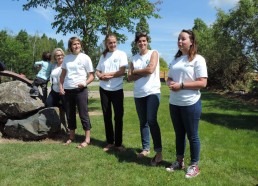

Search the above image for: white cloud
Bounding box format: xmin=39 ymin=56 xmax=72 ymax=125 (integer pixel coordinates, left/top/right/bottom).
xmin=209 ymin=0 xmax=240 ymax=8
xmin=33 ymin=7 xmax=53 ymax=22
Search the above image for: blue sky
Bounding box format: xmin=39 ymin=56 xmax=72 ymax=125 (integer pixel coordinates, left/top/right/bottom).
xmin=0 ymin=0 xmax=239 ymax=63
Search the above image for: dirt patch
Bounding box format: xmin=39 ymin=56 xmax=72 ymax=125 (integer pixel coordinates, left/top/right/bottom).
xmin=89 ymin=111 xmax=102 ymax=116
xmin=213 ymin=90 xmax=258 ymax=106
xmin=224 ymin=93 xmax=258 ymax=106
xmin=88 ymin=90 xmax=133 ymax=98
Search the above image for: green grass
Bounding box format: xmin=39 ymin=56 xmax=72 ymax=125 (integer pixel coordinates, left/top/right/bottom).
xmin=0 ymin=82 xmax=257 ymax=186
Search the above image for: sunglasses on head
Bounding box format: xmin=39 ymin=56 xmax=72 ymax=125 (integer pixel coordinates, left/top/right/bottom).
xmin=136 ymin=32 xmax=148 ymax=37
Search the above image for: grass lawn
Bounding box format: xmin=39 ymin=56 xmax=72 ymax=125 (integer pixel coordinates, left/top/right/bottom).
xmin=0 ymin=82 xmax=257 ymax=186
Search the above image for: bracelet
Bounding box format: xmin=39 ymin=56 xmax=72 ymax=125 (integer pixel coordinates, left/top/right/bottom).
xmin=181 ymin=82 xmax=184 ymax=89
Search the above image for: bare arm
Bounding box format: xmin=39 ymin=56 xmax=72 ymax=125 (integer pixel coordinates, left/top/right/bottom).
xmin=167 ymin=77 xmax=207 ymax=91
xmin=78 ymin=72 xmax=95 ymax=88
xmin=183 ymin=77 xmax=207 ymax=89
xmin=59 ymin=69 xmax=66 ymax=95
xmin=132 ymin=51 xmax=158 ymax=75
xmin=86 ymin=72 xmax=95 ymax=85
xmin=127 ymin=63 xmax=142 ymax=82
xmin=96 ymin=67 xmax=126 ymax=81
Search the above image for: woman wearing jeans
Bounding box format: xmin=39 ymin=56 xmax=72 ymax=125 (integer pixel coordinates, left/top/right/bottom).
xmin=166 ymin=29 xmax=208 ymax=178
xmin=128 ymin=32 xmax=162 ymax=166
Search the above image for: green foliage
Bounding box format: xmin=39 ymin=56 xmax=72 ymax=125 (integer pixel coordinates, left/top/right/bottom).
xmin=21 ymin=0 xmax=162 ymax=56
xmin=0 ymin=29 xmax=65 ymax=79
xmin=193 ymin=0 xmax=258 ymax=91
xmin=131 ymin=17 xmax=152 ymax=55
xmin=159 ymin=57 xmax=168 ymax=69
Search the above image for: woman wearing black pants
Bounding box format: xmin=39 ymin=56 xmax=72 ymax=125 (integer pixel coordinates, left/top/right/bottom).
xmin=96 ymin=33 xmax=128 ymax=152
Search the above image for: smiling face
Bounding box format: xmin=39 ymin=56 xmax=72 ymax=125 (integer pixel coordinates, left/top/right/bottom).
xmin=178 ymin=32 xmax=192 ymax=55
xmin=106 ymin=36 xmax=117 ymax=52
xmin=55 ymin=50 xmax=64 ymax=65
xmin=71 ymin=40 xmax=81 ymax=55
xmin=137 ymin=36 xmax=148 ymax=53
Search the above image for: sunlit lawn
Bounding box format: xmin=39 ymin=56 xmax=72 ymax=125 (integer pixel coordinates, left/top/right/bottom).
xmin=0 ymin=82 xmax=257 ymax=186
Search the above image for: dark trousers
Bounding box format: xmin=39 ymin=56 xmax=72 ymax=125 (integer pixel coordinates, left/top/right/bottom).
xmin=31 ymin=77 xmax=48 ymax=104
xmin=45 ymin=89 xmax=66 ymax=110
xmin=99 ymin=87 xmax=124 ymax=147
xmin=64 ymin=88 xmax=91 ymax=131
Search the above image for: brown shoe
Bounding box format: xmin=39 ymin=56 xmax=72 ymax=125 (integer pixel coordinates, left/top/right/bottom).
xmin=150 ymin=153 xmax=163 ymax=166
xmin=137 ymin=150 xmax=150 ymax=158
xmin=103 ymin=144 xmax=114 ymax=152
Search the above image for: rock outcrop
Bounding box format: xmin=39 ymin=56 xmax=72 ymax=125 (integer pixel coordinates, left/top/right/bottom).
xmin=0 ymin=81 xmax=65 ymax=140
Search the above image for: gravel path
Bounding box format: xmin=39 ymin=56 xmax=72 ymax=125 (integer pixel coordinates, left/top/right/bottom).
xmin=47 ymin=81 xmax=134 ymax=98
xmin=88 ymin=81 xmax=134 ymax=98
xmin=88 ymin=90 xmax=133 ymax=98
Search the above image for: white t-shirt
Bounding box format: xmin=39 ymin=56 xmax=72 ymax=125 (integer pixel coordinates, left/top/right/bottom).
xmin=62 ymin=53 xmax=94 ymax=89
xmin=168 ymin=54 xmax=208 ymax=106
xmin=50 ymin=63 xmax=62 ymax=93
xmin=132 ymin=50 xmax=161 ymax=98
xmin=96 ymin=50 xmax=128 ymax=91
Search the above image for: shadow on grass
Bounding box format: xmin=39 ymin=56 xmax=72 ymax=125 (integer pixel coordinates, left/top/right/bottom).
xmin=201 ymin=90 xmax=258 ymax=131
xmin=201 ymin=90 xmax=257 ymax=112
xmin=201 ymin=113 xmax=258 ymax=131
xmin=72 ymin=133 xmax=170 ymax=167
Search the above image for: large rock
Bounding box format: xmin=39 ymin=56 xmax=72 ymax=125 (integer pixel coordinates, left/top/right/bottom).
xmin=4 ymin=107 xmax=61 ymax=140
xmin=0 ymin=81 xmax=44 ymax=119
xmin=0 ymin=110 xmax=7 ymax=132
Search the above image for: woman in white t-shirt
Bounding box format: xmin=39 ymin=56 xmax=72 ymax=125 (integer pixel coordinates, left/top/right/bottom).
xmin=46 ymin=48 xmax=67 ymax=131
xmin=96 ymin=33 xmax=128 ymax=152
xmin=59 ymin=37 xmax=95 ymax=148
xmin=46 ymin=48 xmax=65 ymax=108
xmin=166 ymin=29 xmax=208 ymax=178
xmin=128 ymin=32 xmax=162 ymax=166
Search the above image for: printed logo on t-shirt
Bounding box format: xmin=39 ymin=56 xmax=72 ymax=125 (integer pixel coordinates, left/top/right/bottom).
xmin=184 ymin=64 xmax=194 ymax=67
xmin=78 ymin=61 xmax=85 ymax=70
xmin=146 ymin=59 xmax=150 ymax=65
xmin=113 ymin=59 xmax=118 ymax=63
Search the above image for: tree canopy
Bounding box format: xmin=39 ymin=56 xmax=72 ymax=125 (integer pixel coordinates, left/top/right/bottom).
xmin=131 ymin=17 xmax=151 ymax=56
xmin=193 ymin=0 xmax=258 ymax=91
xmin=0 ymin=29 xmax=65 ymax=79
xmin=21 ymin=0 xmax=162 ymax=56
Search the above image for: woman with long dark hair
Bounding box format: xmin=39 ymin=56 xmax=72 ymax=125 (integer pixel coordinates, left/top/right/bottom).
xmin=166 ymin=29 xmax=208 ymax=178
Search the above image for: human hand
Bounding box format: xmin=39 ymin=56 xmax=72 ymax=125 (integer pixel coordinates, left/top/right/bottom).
xmin=59 ymin=88 xmax=65 ymax=95
xmin=168 ymin=81 xmax=181 ymax=91
xmin=78 ymin=81 xmax=87 ymax=88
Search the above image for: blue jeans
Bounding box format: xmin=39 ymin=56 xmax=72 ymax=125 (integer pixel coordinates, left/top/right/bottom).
xmin=134 ymin=94 xmax=162 ymax=153
xmin=169 ymin=99 xmax=202 ymax=165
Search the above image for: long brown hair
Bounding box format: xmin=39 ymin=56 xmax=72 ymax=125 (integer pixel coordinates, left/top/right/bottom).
xmin=102 ymin=33 xmax=117 ymax=58
xmin=174 ymin=29 xmax=197 ymax=62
